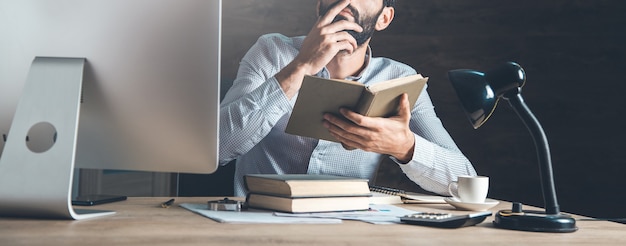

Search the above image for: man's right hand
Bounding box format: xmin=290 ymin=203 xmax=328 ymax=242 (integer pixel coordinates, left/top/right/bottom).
xmin=275 ymin=0 xmax=362 ymax=99
xmin=297 ymin=0 xmax=363 ymax=75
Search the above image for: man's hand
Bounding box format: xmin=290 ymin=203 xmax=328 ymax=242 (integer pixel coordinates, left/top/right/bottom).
xmin=322 ymin=93 xmax=415 ymax=163
xmin=297 ymin=0 xmax=363 ymax=75
xmin=274 ymin=0 xmax=362 ymax=99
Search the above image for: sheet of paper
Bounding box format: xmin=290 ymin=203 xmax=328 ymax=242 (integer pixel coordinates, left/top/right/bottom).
xmin=274 ymin=204 xmax=418 ymax=224
xmin=180 ymin=203 xmax=342 ymax=224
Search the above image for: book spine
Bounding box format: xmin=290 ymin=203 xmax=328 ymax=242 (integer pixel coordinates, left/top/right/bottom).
xmin=355 ymin=89 xmax=376 ymax=115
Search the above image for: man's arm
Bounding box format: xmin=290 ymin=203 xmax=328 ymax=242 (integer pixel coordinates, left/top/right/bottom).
xmin=219 ymin=35 xmax=294 ymax=165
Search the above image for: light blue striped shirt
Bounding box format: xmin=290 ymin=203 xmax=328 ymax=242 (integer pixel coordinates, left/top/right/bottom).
xmin=220 ymin=33 xmax=476 ymax=197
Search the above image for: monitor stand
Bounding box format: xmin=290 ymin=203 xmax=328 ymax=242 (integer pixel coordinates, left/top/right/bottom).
xmin=0 ymin=57 xmax=114 ymax=219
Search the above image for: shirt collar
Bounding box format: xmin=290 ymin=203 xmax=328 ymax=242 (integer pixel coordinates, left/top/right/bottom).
xmin=344 ymin=45 xmax=372 ymax=81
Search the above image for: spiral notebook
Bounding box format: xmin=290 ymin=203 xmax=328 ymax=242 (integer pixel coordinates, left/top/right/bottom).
xmin=369 ymin=186 xmax=446 ymax=204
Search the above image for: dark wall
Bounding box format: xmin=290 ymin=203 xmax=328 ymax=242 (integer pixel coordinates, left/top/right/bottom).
xmin=185 ymin=0 xmax=626 ymax=219
xmin=374 ymin=0 xmax=626 ymax=219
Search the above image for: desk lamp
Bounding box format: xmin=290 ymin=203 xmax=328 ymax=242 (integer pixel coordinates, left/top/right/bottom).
xmin=447 ymin=62 xmax=577 ymax=233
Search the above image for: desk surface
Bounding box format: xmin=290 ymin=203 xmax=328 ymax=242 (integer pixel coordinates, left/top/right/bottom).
xmin=0 ymin=197 xmax=623 ymax=245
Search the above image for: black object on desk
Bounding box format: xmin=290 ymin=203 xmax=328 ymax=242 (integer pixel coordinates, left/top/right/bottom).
xmin=401 ymin=211 xmax=492 ymax=228
xmin=72 ymin=194 xmax=127 ymax=206
xmin=448 ymin=62 xmax=577 ymax=233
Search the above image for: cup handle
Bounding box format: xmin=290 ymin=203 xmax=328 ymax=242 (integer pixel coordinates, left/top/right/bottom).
xmin=448 ymin=181 xmax=460 ymax=200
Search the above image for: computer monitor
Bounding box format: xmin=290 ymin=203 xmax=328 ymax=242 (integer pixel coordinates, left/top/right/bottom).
xmin=0 ymin=0 xmax=221 ymax=219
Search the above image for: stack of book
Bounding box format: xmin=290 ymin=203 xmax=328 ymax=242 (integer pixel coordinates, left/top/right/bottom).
xmin=244 ymin=174 xmax=372 ymax=213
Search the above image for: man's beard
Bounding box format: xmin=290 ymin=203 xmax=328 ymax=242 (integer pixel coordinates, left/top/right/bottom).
xmin=319 ymin=2 xmax=383 ymax=46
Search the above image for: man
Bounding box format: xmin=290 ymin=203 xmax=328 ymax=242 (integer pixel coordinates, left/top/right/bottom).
xmin=220 ymin=0 xmax=476 ymax=196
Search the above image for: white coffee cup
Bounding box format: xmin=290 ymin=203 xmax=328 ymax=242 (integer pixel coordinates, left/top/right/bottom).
xmin=448 ymin=176 xmax=489 ymax=203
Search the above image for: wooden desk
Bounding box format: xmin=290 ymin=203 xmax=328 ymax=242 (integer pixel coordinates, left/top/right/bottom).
xmin=0 ymin=197 xmax=623 ymax=245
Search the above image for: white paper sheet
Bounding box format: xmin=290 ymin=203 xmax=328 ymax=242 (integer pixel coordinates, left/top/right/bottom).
xmin=274 ymin=204 xmax=418 ymax=224
xmin=180 ymin=203 xmax=342 ymax=224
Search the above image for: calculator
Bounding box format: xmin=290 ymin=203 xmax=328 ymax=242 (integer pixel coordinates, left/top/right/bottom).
xmin=400 ymin=211 xmax=492 ymax=228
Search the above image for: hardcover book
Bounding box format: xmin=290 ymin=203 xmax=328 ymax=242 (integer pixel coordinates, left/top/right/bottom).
xmin=285 ymin=74 xmax=428 ymax=142
xmin=244 ymin=174 xmax=371 ymax=198
xmin=246 ymin=193 xmax=370 ymax=213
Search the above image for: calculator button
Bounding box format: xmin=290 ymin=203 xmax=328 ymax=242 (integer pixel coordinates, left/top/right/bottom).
xmin=409 ymin=212 xmax=453 ymax=220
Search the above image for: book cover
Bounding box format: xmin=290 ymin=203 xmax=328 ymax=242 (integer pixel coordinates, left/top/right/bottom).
xmin=285 ymin=74 xmax=428 ymax=142
xmin=246 ymin=193 xmax=370 ymax=213
xmin=244 ymin=174 xmax=371 ymax=198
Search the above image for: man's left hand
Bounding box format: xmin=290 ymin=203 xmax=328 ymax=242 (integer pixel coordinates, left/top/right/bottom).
xmin=322 ymin=93 xmax=415 ymax=163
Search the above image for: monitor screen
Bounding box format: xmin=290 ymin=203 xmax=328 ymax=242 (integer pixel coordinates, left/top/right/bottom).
xmin=0 ymin=0 xmax=221 ymax=174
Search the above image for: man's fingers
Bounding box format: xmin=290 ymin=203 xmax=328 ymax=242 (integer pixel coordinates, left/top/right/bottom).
xmin=396 ymin=93 xmax=412 ymax=122
xmin=322 ymin=20 xmax=363 ymax=35
xmin=332 ymin=32 xmax=358 ymax=52
xmin=319 ymin=0 xmax=351 ymax=25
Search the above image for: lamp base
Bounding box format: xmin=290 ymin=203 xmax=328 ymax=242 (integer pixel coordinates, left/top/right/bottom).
xmin=494 ymin=209 xmax=578 ymax=233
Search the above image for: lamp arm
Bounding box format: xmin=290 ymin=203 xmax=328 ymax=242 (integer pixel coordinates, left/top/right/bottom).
xmin=504 ymin=91 xmax=560 ymax=215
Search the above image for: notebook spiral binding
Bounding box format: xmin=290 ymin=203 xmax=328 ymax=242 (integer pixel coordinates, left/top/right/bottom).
xmin=369 ymin=185 xmax=411 ymax=200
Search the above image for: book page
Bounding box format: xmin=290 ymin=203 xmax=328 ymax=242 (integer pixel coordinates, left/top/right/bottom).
xmin=359 ymin=75 xmax=428 ymax=117
xmin=368 ymin=74 xmax=424 ymax=92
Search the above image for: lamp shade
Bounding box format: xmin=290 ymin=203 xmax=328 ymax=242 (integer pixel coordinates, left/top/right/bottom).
xmin=448 ymin=62 xmax=526 ymax=129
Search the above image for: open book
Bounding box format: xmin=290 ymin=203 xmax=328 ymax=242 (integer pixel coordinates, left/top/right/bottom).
xmin=285 ymin=74 xmax=428 ymax=142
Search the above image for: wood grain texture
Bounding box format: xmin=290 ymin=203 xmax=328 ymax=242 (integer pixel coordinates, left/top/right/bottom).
xmin=1 ymin=197 xmax=624 ymax=245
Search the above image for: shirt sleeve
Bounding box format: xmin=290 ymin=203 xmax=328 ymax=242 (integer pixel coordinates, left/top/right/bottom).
xmin=389 ymin=85 xmax=477 ymax=195
xmin=219 ymin=34 xmax=294 ymax=165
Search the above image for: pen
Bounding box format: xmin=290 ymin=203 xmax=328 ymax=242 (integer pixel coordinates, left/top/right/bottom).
xmin=161 ymin=198 xmax=175 ymax=208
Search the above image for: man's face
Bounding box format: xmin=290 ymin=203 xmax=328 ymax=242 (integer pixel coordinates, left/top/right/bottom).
xmin=318 ymin=0 xmax=385 ymax=46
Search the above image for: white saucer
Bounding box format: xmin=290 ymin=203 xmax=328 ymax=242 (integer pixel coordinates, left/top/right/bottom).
xmin=444 ymin=197 xmax=499 ymax=211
